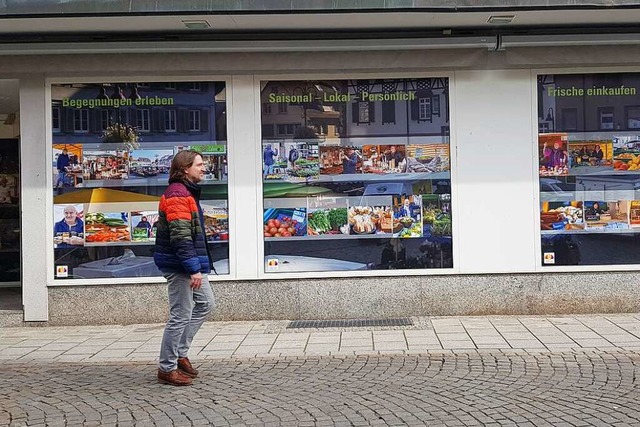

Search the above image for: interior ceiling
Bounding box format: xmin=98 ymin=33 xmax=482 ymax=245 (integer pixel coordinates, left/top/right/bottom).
xmin=0 ymin=80 xmax=19 ymax=116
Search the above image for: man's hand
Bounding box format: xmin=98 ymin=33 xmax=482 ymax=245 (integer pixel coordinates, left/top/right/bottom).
xmin=190 ymin=272 xmax=203 ymax=289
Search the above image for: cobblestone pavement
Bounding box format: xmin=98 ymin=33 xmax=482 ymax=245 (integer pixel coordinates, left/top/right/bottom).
xmin=1 ymin=350 xmax=639 ymax=427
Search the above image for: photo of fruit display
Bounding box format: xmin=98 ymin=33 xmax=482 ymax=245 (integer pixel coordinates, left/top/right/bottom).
xmin=263 ymin=208 xmax=307 ymax=238
xmin=84 ymin=211 xmax=131 ymax=244
xmin=568 ymin=141 xmax=613 ymax=174
xmin=202 ymin=205 xmax=229 ymax=242
xmin=539 ymin=134 xmax=569 ymax=176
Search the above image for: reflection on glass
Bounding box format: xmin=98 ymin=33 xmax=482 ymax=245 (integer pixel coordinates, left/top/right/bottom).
xmin=539 ymin=72 xmax=640 ymax=266
xmin=51 ymin=82 xmax=229 ymax=279
xmin=261 ymin=78 xmax=452 ymax=273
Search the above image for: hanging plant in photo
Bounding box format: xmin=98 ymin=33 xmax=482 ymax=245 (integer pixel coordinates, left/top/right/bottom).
xmin=102 ymin=123 xmax=141 ymax=150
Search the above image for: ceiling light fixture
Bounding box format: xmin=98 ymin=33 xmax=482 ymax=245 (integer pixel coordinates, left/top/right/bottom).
xmin=487 ymin=15 xmax=515 ymax=25
xmin=182 ymin=20 xmax=211 ymax=29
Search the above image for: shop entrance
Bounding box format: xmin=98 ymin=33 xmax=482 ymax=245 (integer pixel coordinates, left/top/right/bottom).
xmin=0 ymin=80 xmax=21 ymax=315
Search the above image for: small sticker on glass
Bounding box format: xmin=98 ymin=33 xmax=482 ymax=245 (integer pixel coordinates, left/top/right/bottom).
xmin=543 ymin=252 xmax=555 ymax=264
xmin=56 ymin=265 xmax=69 ymax=278
xmin=266 ymin=258 xmax=279 ymax=272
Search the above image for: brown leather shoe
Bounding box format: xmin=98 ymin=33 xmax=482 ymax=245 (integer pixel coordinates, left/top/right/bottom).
xmin=157 ymin=368 xmax=193 ymax=386
xmin=177 ymin=357 xmax=198 ymax=378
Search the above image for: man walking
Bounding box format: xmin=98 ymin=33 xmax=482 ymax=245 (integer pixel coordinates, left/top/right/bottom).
xmin=55 ymin=148 xmax=70 ymax=188
xmin=154 ymin=150 xmax=215 ymax=386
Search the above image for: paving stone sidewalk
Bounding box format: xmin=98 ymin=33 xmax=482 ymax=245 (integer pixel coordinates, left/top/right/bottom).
xmin=1 ymin=314 xmax=640 ymax=363
xmin=1 ymin=314 xmax=640 ymax=426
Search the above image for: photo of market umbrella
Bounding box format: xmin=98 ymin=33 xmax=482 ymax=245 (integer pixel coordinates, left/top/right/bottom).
xmin=53 ymin=144 xmax=82 ymax=158
xmin=54 ymin=188 xmax=160 ymax=212
xmin=263 ymin=182 xmax=334 ymax=198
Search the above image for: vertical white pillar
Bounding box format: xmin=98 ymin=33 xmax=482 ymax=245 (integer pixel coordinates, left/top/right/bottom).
xmin=20 ymin=76 xmax=49 ymax=321
xmin=453 ymin=70 xmax=537 ymax=273
xmin=228 ymin=75 xmax=261 ymax=279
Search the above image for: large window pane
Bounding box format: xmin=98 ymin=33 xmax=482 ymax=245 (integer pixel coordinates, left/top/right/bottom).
xmin=538 ymin=73 xmax=640 ymax=266
xmin=52 ymin=82 xmax=229 ymax=279
xmin=261 ymin=78 xmax=452 ymax=273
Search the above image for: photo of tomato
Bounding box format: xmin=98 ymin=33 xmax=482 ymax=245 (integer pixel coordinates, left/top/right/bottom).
xmin=263 ymin=208 xmax=307 ymax=238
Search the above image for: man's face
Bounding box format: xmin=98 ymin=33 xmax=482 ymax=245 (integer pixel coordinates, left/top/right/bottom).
xmin=63 ymin=150 xmax=68 ymax=155
xmin=390 ymin=146 xmax=396 ymax=153
xmin=185 ymin=155 xmax=206 ymax=183
xmin=64 ymin=207 xmax=77 ymax=223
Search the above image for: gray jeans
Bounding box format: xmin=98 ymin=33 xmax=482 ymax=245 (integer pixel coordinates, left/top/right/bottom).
xmin=159 ymin=272 xmax=215 ymax=372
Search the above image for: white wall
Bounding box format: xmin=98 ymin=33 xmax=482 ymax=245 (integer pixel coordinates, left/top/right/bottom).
xmin=453 ymin=70 xmax=537 ymax=273
xmin=10 ymin=48 xmax=637 ymax=320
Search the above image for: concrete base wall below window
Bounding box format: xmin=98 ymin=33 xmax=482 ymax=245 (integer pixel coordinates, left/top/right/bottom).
xmin=42 ymin=272 xmax=640 ymax=326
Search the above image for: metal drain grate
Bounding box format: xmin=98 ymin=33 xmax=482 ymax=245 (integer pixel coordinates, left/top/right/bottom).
xmin=287 ymin=318 xmax=413 ymax=329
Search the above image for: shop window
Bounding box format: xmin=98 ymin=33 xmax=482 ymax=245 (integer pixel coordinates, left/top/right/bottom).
xmin=538 ymin=72 xmax=640 ymax=267
xmin=626 ymin=106 xmax=640 ymax=129
xmin=381 ymin=101 xmax=395 ymax=124
xmin=418 ymin=98 xmax=431 ymax=120
xmin=52 ymin=107 xmax=61 ymax=133
xmin=164 ymin=110 xmax=177 ymax=132
xmin=277 ymin=123 xmax=296 ymax=136
xmin=261 ymin=78 xmax=452 ymax=274
xmin=561 ymin=108 xmax=578 ymax=131
xmin=73 ymin=109 xmax=89 ymax=133
xmin=137 ymin=109 xmax=151 ymax=132
xmin=278 ymin=103 xmax=288 ymax=114
xmin=599 ymin=108 xmax=614 ymax=130
xmin=263 ymin=103 xmax=272 ymax=114
xmin=359 ymin=102 xmax=370 ymax=123
xmin=262 ymin=124 xmax=275 ymax=138
xmin=51 ymin=81 xmax=229 ymax=281
xmin=432 ymin=95 xmax=441 ymax=116
xmin=189 ymin=110 xmax=201 ymax=132
xmin=100 ymin=110 xmax=111 ymax=131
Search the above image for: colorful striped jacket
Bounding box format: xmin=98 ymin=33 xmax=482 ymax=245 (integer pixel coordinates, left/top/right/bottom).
xmin=154 ymin=179 xmax=212 ymax=274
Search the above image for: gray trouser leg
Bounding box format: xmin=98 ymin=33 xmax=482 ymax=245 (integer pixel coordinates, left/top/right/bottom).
xmin=158 ymin=273 xmax=215 ymax=372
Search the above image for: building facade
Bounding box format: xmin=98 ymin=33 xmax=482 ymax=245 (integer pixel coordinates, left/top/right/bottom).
xmin=1 ymin=1 xmax=640 ymax=325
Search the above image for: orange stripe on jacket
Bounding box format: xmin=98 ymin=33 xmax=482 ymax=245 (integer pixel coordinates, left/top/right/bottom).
xmin=161 ymin=195 xmax=196 ymax=222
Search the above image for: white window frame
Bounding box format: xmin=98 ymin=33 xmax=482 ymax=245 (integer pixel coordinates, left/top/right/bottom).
xmin=189 ymin=109 xmax=201 ymax=132
xmin=165 ymin=109 xmax=177 ymax=132
xmin=599 ymin=110 xmax=614 ymax=130
xmin=52 ymin=107 xmax=61 ymax=132
xmin=46 ymin=76 xmax=234 ymax=291
xmin=137 ymin=109 xmax=151 ymax=132
xmin=100 ymin=109 xmax=111 ymax=130
xmin=73 ymin=109 xmax=89 ymax=133
xmin=255 ymin=72 xmax=458 ymax=282
xmin=419 ymin=97 xmax=431 ymax=120
xmin=358 ymin=101 xmax=370 ymax=123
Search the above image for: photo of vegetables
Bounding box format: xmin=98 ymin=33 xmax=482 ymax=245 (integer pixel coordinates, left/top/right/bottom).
xmin=263 ymin=141 xmax=320 ymax=182
xmin=84 ymin=211 xmax=131 ymax=244
xmin=307 ymin=207 xmax=349 ymax=235
xmin=422 ymin=195 xmax=452 ymax=238
xmin=263 ymin=208 xmax=307 ymax=238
